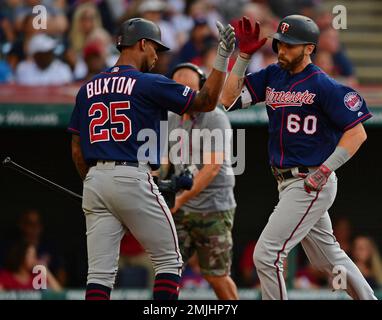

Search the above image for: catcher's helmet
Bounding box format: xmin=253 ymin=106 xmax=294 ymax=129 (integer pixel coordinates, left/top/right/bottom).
xmin=116 ymin=18 xmax=169 ymax=52
xmin=271 ymin=15 xmax=320 ymax=53
xmin=170 ymin=63 xmax=207 ymax=89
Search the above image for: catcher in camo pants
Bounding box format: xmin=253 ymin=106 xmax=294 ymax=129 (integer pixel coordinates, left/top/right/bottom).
xmin=165 ymin=63 xmax=238 ymax=300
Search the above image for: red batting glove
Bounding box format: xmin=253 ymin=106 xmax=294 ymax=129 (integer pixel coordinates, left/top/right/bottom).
xmin=300 ymin=165 xmax=332 ymax=194
xmin=237 ymin=16 xmax=267 ymax=55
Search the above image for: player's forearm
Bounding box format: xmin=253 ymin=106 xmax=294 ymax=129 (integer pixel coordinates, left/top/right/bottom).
xmin=189 ymin=69 xmax=225 ymax=112
xmin=321 ymin=123 xmax=367 ymax=173
xmin=304 ymin=123 xmax=368 ymax=193
xmin=177 ymin=164 xmax=221 ymax=204
xmin=74 ymin=157 xmax=89 ymax=181
xmin=71 ymin=135 xmax=89 ymax=181
xmin=337 ymin=123 xmax=367 ymax=157
xmin=221 ymin=72 xmax=245 ymax=108
xmin=221 ymin=54 xmax=251 ymax=108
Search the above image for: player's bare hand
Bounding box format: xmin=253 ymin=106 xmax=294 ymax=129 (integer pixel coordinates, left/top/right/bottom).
xmin=216 ymin=20 xmax=236 ymax=58
xmin=236 ymin=16 xmax=267 ymax=56
xmin=301 ymin=165 xmax=332 ymax=193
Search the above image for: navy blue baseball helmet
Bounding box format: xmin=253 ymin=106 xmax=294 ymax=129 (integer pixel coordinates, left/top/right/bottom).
xmin=271 ymin=15 xmax=320 ymax=53
xmin=116 ymin=18 xmax=169 ymax=52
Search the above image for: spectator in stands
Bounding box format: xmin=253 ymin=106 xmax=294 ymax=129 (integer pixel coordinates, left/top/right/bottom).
xmin=150 ymin=50 xmax=172 ymax=76
xmin=211 ymin=0 xmax=248 ymax=23
xmin=239 ymin=240 xmax=289 ymax=288
xmin=68 ymin=2 xmax=103 ymax=55
xmin=230 ymin=2 xmax=278 ymax=73
xmin=15 ymin=33 xmax=73 ymax=85
xmin=13 ymin=0 xmax=68 ymax=36
xmin=313 ymin=7 xmax=334 ymax=30
xmin=0 ymin=56 xmax=12 ymax=83
xmin=314 ymin=50 xmax=335 ymax=76
xmin=351 ymin=236 xmax=382 ymax=289
xmin=333 ymin=216 xmax=353 ymax=255
xmin=200 ymin=41 xmax=218 ymax=75
xmin=85 ymin=27 xmax=119 ymax=67
xmin=167 ymin=0 xmax=222 ymax=54
xmin=238 ymin=240 xmax=260 ymax=288
xmin=0 ymin=10 xmax=16 ymax=45
xmin=167 ymin=0 xmax=194 ymax=50
xmin=318 ymin=27 xmax=358 ymax=86
xmin=172 ymin=17 xmax=215 ymax=67
xmin=138 ymin=0 xmax=178 ymax=52
xmin=82 ymin=41 xmax=107 ymax=82
xmin=294 ymin=260 xmax=328 ymax=289
xmin=268 ymin=0 xmax=321 ymax=18
xmin=189 ymin=0 xmax=223 ymax=40
xmin=11 ymin=209 xmax=68 ymax=286
xmin=0 ymin=241 xmax=61 ymax=291
xmin=6 ymin=13 xmax=42 ymax=72
xmin=66 ymin=2 xmax=107 ymax=78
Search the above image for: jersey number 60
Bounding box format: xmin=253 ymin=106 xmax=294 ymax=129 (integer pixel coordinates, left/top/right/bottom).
xmin=89 ymin=101 xmax=131 ymax=143
xmin=287 ymin=114 xmax=317 ymax=135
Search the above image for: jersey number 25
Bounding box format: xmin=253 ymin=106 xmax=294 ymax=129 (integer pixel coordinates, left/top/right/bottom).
xmin=89 ymin=101 xmax=131 ymax=143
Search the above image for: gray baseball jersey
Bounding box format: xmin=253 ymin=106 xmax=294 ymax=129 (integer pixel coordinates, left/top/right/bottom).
xmin=168 ymin=107 xmax=236 ymax=212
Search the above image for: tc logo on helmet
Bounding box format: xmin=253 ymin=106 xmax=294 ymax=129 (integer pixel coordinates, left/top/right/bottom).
xmin=280 ymin=22 xmax=290 ymax=34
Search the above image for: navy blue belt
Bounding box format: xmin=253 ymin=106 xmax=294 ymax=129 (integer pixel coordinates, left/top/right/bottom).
xmin=89 ymin=160 xmax=139 ymax=168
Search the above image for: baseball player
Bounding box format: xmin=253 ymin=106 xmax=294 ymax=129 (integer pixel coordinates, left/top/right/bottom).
xmin=165 ymin=63 xmax=238 ymax=299
xmin=68 ymin=18 xmax=235 ymax=300
xmin=221 ymin=15 xmax=377 ymax=300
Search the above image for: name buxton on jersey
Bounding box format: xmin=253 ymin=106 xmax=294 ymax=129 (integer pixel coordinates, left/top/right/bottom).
xmin=86 ymin=75 xmax=137 ymax=98
xmin=265 ymin=86 xmax=316 ymax=109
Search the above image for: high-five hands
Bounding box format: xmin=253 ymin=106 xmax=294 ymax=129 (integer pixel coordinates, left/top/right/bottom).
xmin=236 ymin=16 xmax=267 ymax=56
xmin=215 ymin=21 xmax=236 ymax=59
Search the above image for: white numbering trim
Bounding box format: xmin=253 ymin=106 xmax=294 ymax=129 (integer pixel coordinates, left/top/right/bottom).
xmin=303 ymin=115 xmax=317 ymax=135
xmin=89 ymin=102 xmax=110 ymax=143
xmin=286 ymin=114 xmax=317 ymax=134
xmin=110 ymin=101 xmax=131 ymax=141
xmin=89 ymin=101 xmax=131 ymax=143
xmin=286 ymin=114 xmax=301 ymax=133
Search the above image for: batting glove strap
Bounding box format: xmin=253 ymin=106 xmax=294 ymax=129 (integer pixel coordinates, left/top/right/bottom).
xmin=303 ymin=164 xmax=332 ymax=193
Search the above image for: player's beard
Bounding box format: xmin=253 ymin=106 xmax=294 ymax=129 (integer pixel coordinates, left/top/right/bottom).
xmin=278 ymin=49 xmax=305 ymax=72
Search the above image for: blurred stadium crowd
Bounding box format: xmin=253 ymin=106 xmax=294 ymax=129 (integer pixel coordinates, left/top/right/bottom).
xmin=0 ymin=0 xmax=357 ymax=86
xmin=0 ymin=0 xmax=380 ymax=294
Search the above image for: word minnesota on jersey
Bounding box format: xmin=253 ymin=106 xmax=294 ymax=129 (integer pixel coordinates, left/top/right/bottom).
xmin=86 ymin=76 xmax=136 ymax=98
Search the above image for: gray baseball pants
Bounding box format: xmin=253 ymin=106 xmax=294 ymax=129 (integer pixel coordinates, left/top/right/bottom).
xmin=82 ymin=161 xmax=183 ymax=288
xmin=253 ymin=170 xmax=377 ymax=300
